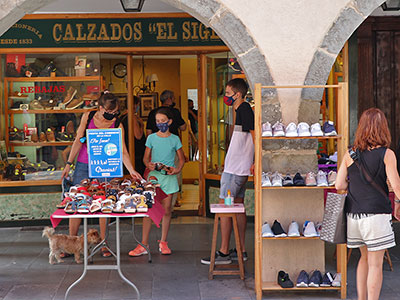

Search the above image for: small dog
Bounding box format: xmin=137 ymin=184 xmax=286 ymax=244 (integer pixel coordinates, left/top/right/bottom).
xmin=42 ymin=227 xmax=101 ymax=264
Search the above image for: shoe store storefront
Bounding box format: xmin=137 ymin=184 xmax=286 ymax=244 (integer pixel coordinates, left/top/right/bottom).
xmin=0 ymin=12 xmax=247 ymax=223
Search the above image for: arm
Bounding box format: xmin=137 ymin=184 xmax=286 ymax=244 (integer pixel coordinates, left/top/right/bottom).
xmin=120 ymin=125 xmax=142 ymax=180
xmin=132 ymin=114 xmax=144 ymax=140
xmin=335 ymin=152 xmax=351 ymax=191
xmin=143 ymin=146 xmax=155 ymax=171
xmin=168 ymin=148 xmax=185 ymax=175
xmin=250 ymin=129 xmax=255 ymax=175
xmin=384 ymin=149 xmax=400 ymax=221
xmin=189 ymin=109 xmax=198 ymax=122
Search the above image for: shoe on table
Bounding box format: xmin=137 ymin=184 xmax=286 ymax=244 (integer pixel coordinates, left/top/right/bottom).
xmin=229 ymin=248 xmax=248 ymax=261
xmin=272 ymin=121 xmax=285 ymax=137
xmin=305 ymin=171 xmax=316 ymax=186
xmin=271 ymin=220 xmax=287 ymax=237
xmin=282 ymin=174 xmax=293 ymax=186
xmin=296 ymin=270 xmax=309 ymax=287
xmin=285 ymin=122 xmax=298 ymax=137
xmin=287 ymin=221 xmax=300 ymax=237
xmin=321 ymin=272 xmax=334 ymax=287
xmin=158 ymin=240 xmax=171 ymax=255
xmin=310 ymin=122 xmax=323 ymax=136
xmin=309 ymin=270 xmax=323 ymax=287
xmin=200 ymin=250 xmax=231 ymax=265
xmin=128 ymin=244 xmax=149 ymax=257
xmin=262 ymin=121 xmax=272 ymax=137
xmin=293 ymin=172 xmax=305 ymax=186
xmin=303 ymin=221 xmax=318 ymax=237
xmin=298 ymin=122 xmax=311 ymax=137
xmin=262 ymin=222 xmax=275 ymax=237
xmin=277 ymin=270 xmax=294 ymax=288
xmin=316 ymin=170 xmax=328 ymax=187
xmin=332 ymin=273 xmax=341 ymax=287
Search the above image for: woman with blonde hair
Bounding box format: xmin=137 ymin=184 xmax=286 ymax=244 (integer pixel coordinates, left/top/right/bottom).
xmin=336 ymin=108 xmax=400 ymax=300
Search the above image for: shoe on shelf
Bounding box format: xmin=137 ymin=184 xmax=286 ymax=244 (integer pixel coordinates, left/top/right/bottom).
xmin=272 ymin=121 xmax=285 ymax=137
xmin=321 ymin=272 xmax=334 ymax=287
xmin=271 ymin=171 xmax=283 ymax=187
xmin=305 ymin=171 xmax=316 ymax=186
xmin=316 ymin=170 xmax=328 ymax=187
xmin=128 ymin=244 xmax=148 ymax=257
xmin=158 ymin=240 xmax=171 ymax=255
xmin=271 ymin=220 xmax=287 ymax=237
xmin=262 ymin=222 xmax=275 ymax=237
xmin=39 ymin=132 xmax=47 ymax=142
xmin=285 ymin=122 xmax=298 ymax=137
xmin=297 ymin=122 xmax=311 ymax=137
xmin=287 ymin=221 xmax=300 ymax=237
xmin=63 ymin=87 xmax=77 ymax=105
xmin=309 ymin=270 xmax=323 ymax=287
xmin=310 ymin=122 xmax=323 ymax=136
xmin=66 ymin=97 xmax=84 ymax=110
xmin=46 ymin=128 xmax=56 ymax=142
xmin=293 ymin=172 xmax=305 ymax=186
xmin=322 ymin=120 xmax=337 ymax=136
xmin=315 ymin=221 xmax=322 ymax=237
xmin=29 ymin=99 xmax=44 ymax=110
xmin=30 ymin=132 xmax=39 ymax=143
xmin=229 ymin=248 xmax=248 ymax=261
xmin=262 ymin=122 xmax=273 ymax=137
xmin=261 ymin=172 xmax=272 ymax=187
xmin=282 ymin=174 xmax=293 ymax=186
xmin=328 ymin=170 xmax=337 ymax=186
xmin=200 ymin=250 xmax=231 ymax=265
xmin=303 ymin=221 xmax=318 ymax=237
xmin=332 ymin=273 xmax=341 ymax=287
xmin=296 ymin=270 xmax=309 ymax=287
xmin=277 ymin=270 xmax=294 ymax=288
xmin=329 ymin=151 xmax=338 ymax=163
xmin=57 ymin=132 xmax=70 ymax=142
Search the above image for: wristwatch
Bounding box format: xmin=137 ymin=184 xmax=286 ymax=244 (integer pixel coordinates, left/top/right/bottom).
xmin=66 ymin=161 xmax=73 ymax=166
xmin=395 ymin=199 xmax=400 ymax=204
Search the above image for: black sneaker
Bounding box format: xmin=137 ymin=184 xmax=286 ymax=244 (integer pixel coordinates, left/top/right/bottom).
xmin=282 ymin=174 xmax=293 ymax=186
xmin=271 ymin=220 xmax=287 ymax=237
xmin=56 ymin=132 xmax=71 ymax=142
xmin=320 ymin=272 xmax=334 ymax=287
xmin=277 ymin=270 xmax=294 ymax=288
xmin=229 ymin=248 xmax=248 ymax=261
xmin=296 ymin=270 xmax=309 ymax=287
xmin=293 ymin=172 xmax=305 ymax=186
xmin=201 ymin=251 xmax=232 ymax=265
xmin=309 ymin=270 xmax=323 ymax=287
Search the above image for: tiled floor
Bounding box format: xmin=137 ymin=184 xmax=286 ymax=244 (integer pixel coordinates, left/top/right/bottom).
xmin=0 ymin=219 xmax=399 ymax=299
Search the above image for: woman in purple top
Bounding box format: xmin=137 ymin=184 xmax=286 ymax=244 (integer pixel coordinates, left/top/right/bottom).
xmin=61 ymin=91 xmax=142 ymax=257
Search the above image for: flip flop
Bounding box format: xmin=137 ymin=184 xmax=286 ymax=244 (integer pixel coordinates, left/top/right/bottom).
xmin=64 ymin=200 xmax=78 ymax=214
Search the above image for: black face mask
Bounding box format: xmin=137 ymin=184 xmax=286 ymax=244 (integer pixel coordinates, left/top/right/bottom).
xmin=103 ymin=111 xmax=120 ymax=120
xmin=169 ymin=102 xmax=176 ymax=108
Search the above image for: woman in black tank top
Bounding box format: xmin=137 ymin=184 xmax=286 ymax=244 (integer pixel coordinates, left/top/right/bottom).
xmin=336 ymin=108 xmax=400 ymax=300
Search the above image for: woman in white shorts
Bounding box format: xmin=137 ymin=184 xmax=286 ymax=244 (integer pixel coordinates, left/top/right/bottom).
xmin=336 ymin=108 xmax=400 ymax=300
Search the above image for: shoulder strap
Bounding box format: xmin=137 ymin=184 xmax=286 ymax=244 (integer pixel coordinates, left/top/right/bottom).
xmin=348 ymin=148 xmax=388 ymax=199
xmin=115 ymin=117 xmax=121 ymax=128
xmin=79 ymin=111 xmax=96 ymax=143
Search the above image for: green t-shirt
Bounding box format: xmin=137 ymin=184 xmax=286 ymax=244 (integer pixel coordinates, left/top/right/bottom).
xmin=145 ymin=133 xmax=182 ymax=167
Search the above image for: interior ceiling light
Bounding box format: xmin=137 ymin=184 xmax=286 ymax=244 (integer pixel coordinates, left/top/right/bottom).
xmin=381 ymin=0 xmax=400 ymax=11
xmin=120 ymin=0 xmax=145 ymax=12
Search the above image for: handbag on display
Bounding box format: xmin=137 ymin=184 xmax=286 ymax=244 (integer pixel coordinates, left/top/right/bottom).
xmin=320 ymin=192 xmax=347 ymax=244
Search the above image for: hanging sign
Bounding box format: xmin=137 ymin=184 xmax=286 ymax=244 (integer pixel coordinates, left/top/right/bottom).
xmin=87 ymin=128 xmax=123 ymax=178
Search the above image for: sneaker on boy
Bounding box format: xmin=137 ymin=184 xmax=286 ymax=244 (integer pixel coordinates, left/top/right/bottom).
xmin=229 ymin=248 xmax=248 ymax=261
xmin=201 ymin=250 xmax=232 ymax=265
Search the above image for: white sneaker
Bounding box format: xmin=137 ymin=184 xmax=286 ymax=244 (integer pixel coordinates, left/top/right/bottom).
xmin=261 ymin=222 xmax=275 ymax=237
xmin=305 ymin=172 xmax=317 ymax=186
xmin=261 ymin=172 xmax=272 ymax=187
xmin=297 ymin=122 xmax=311 ymax=137
xmin=332 ymin=273 xmax=341 ymax=287
xmin=328 ymin=170 xmax=337 ymax=186
xmin=272 ymin=121 xmax=285 ymax=137
xmin=303 ymin=221 xmax=318 ymax=237
xmin=271 ymin=171 xmax=283 ymax=187
xmin=262 ymin=122 xmax=273 ymax=137
xmin=329 ymin=151 xmax=338 ymax=163
xmin=316 ymin=170 xmax=328 ymax=187
xmin=310 ymin=123 xmax=323 ymax=136
xmin=288 ymin=221 xmax=300 ymax=237
xmin=285 ymin=122 xmax=298 ymax=137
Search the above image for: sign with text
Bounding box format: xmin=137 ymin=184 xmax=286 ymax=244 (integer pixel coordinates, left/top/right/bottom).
xmin=87 ymin=128 xmax=123 ymax=178
xmin=0 ymin=17 xmax=224 ymax=48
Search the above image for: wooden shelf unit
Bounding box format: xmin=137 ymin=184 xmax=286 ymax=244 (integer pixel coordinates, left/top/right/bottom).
xmin=9 ymin=141 xmax=73 ymax=147
xmin=262 ymin=135 xmax=341 ymax=140
xmin=254 ymin=83 xmax=349 ymax=300
xmin=9 ymin=108 xmax=97 ymax=114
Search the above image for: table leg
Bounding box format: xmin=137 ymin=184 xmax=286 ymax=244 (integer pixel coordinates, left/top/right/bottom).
xmin=64 ymin=218 xmax=89 ymax=300
xmin=131 ymin=218 xmax=152 ymax=263
xmin=89 ymin=218 xmax=116 ymax=262
xmin=117 ymin=217 xmax=141 ymax=300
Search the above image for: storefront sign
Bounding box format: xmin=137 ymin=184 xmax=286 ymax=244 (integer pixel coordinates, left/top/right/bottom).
xmin=87 ymin=128 xmax=123 ymax=178
xmin=0 ymin=17 xmax=224 ymax=48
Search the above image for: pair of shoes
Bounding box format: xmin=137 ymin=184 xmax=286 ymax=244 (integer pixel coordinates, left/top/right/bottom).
xmin=262 ymin=220 xmax=287 ymax=237
xmin=229 ymin=248 xmax=248 ymax=261
xmin=128 ymin=244 xmax=149 ymax=257
xmin=201 ymin=250 xmax=231 ymax=265
xmin=101 ymin=247 xmax=112 ymax=257
xmin=296 ymin=270 xmax=329 ymax=287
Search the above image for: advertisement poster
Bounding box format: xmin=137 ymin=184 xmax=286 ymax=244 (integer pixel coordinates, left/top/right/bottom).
xmin=87 ymin=128 xmax=123 ymax=178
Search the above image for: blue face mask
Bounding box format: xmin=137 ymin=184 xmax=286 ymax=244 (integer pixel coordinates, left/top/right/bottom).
xmin=135 ymin=105 xmax=140 ymax=113
xmin=156 ymin=121 xmax=169 ymax=133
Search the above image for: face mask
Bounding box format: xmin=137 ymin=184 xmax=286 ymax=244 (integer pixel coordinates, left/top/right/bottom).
xmin=223 ymin=94 xmax=236 ymax=106
xmin=103 ymin=111 xmax=119 ymax=120
xmin=156 ymin=121 xmax=169 ymax=133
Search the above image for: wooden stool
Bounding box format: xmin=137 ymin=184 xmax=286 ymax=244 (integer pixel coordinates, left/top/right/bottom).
xmin=208 ymin=207 xmax=245 ymax=280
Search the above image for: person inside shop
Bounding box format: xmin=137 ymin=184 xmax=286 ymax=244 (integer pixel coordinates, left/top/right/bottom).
xmin=336 ymin=108 xmax=400 ymax=300
xmin=188 ymin=99 xmax=198 ymax=160
xmin=201 ymin=78 xmax=254 ymax=265
xmin=128 ymin=107 xmax=185 ymax=256
xmin=121 ymin=95 xmax=146 ymax=176
xmin=61 ymin=90 xmax=142 ymax=258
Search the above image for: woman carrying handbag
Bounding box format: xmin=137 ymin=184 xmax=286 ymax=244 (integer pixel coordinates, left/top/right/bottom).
xmin=336 ymin=108 xmax=400 ymax=300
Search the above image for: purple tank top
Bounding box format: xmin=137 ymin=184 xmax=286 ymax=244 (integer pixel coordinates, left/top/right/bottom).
xmin=77 ymin=117 xmax=116 ymax=164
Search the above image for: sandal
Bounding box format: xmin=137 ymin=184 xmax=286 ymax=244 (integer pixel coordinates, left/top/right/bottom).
xmin=113 ymin=200 xmax=125 ymax=213
xmin=64 ymin=200 xmax=78 ymax=214
xmin=158 ymin=240 xmax=172 ymax=255
xmin=57 ymin=196 xmax=71 ymax=209
xmin=89 ymin=200 xmax=102 ymax=213
xmin=80 ymin=178 xmax=90 ymax=187
xmin=77 ymin=199 xmax=90 ymax=214
xmin=101 ymin=199 xmax=114 ymax=213
xmin=101 ymin=247 xmax=112 ymax=257
xmin=136 ymin=195 xmax=148 ymax=213
xmin=125 ymin=198 xmax=136 ymax=213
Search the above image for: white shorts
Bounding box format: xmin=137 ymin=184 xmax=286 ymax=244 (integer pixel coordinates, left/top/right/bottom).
xmin=347 ymin=213 xmax=395 ymax=252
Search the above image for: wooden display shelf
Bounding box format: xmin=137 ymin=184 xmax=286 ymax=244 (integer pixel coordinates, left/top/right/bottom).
xmin=262 ymin=186 xmax=335 ymax=190
xmin=4 ymin=76 xmax=101 ymax=82
xmin=262 ymin=236 xmax=320 ymax=240
xmin=0 ymin=180 xmax=61 ymax=187
xmin=261 ymin=135 xmax=341 ymax=140
xmin=10 ymin=141 xmax=73 ymax=146
xmin=9 ymin=108 xmax=96 ymax=114
xmin=261 ymin=282 xmax=340 ymax=291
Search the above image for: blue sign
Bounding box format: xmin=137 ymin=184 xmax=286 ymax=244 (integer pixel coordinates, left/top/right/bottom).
xmin=87 ymin=128 xmax=123 ymax=178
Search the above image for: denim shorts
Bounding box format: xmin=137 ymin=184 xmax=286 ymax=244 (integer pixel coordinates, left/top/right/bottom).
xmin=72 ymin=161 xmax=106 ymax=185
xmin=219 ymin=172 xmax=248 ymax=199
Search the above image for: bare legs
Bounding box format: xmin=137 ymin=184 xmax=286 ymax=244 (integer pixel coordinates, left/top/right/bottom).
xmin=69 ymin=218 xmax=108 ymax=240
xmin=219 ymin=197 xmax=246 ymax=254
xmin=356 ymin=246 xmax=385 ymax=300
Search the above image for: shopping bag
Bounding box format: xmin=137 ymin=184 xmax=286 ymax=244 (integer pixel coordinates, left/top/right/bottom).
xmin=320 ymin=192 xmax=347 ymax=244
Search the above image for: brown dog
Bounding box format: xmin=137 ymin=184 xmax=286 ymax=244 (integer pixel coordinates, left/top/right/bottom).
xmin=42 ymin=227 xmax=101 ymax=264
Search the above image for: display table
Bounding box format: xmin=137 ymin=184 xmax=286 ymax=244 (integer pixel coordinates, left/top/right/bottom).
xmin=51 ymin=208 xmax=164 ymax=300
